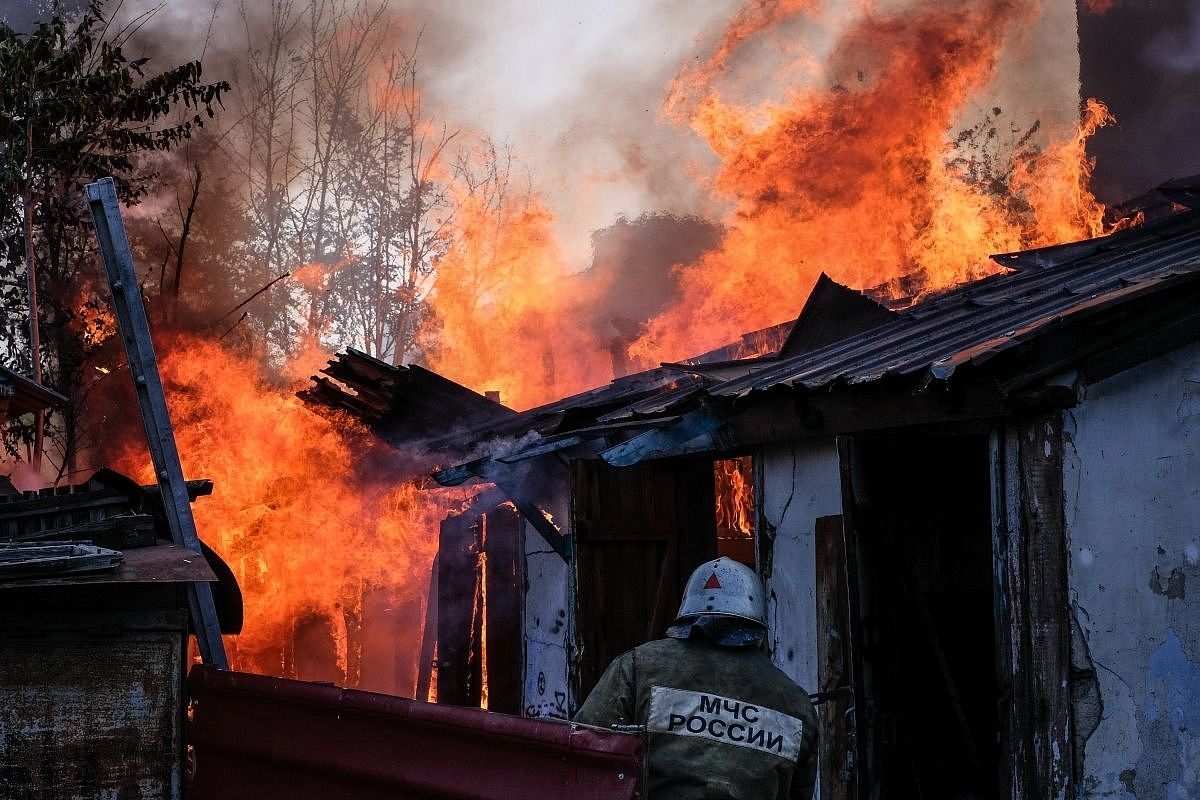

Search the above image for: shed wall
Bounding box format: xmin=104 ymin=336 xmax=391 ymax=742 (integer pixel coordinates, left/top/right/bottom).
xmin=522 ymin=495 xmax=572 ymax=719
xmin=759 ymin=439 xmax=842 ymax=691
xmin=1064 ymin=339 xmax=1200 ymax=797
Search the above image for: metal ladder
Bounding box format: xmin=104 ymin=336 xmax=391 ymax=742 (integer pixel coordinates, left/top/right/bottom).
xmin=85 ymin=177 xmax=228 ymax=668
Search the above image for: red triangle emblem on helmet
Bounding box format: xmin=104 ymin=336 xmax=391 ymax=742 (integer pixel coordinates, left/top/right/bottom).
xmin=704 ymin=573 xmax=722 ymax=590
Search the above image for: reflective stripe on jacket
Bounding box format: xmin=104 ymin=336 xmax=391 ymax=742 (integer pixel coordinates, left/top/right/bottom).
xmin=575 ymin=637 xmax=818 ymax=800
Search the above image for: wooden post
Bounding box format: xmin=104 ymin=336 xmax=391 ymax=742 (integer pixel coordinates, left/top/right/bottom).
xmin=436 ymin=511 xmax=481 ymax=706
xmin=834 ymin=437 xmax=869 ymax=800
xmin=815 ymin=514 xmax=853 ymax=800
xmin=414 ymin=553 xmax=439 ymax=702
xmin=1015 ymin=415 xmax=1073 ymax=798
xmin=483 ymin=504 xmax=523 ymax=715
xmin=84 ymin=177 xmax=228 ymax=669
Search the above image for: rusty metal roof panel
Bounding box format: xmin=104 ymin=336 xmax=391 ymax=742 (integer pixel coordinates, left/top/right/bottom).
xmin=711 ymin=210 xmax=1200 ymax=397
xmin=188 ymin=666 xmax=642 ymax=800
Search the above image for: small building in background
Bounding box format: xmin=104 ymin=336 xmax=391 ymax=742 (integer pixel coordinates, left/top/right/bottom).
xmin=0 ymin=365 xmax=67 ymax=432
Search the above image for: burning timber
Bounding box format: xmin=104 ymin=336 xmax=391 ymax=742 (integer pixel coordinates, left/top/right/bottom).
xmin=306 ymin=176 xmax=1200 ymax=798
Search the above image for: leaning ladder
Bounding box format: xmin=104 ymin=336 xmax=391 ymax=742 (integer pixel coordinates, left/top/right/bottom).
xmin=85 ymin=177 xmax=229 ymax=668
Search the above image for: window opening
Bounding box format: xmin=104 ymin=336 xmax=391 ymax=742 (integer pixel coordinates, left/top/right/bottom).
xmin=714 ymin=456 xmax=756 ymax=566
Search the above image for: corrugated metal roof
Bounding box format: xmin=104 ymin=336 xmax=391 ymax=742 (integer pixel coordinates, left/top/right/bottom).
xmin=711 ymin=209 xmax=1200 ymax=397
xmin=330 ymin=198 xmax=1200 ymax=480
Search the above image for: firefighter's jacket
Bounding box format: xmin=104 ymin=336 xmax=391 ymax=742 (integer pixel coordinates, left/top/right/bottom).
xmin=575 ymin=636 xmax=818 ymax=800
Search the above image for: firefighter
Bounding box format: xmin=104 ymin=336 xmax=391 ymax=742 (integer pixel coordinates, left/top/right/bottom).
xmin=575 ymin=556 xmax=818 ymax=799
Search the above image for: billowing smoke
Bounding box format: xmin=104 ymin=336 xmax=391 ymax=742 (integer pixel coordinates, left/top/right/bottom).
xmin=572 ymin=213 xmax=722 ymax=375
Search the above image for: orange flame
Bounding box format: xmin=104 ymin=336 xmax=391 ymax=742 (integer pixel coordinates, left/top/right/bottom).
xmin=111 ymin=333 xmax=474 ymax=694
xmin=72 ymin=289 xmax=117 ymax=349
xmin=291 ymin=255 xmax=356 ymax=291
xmin=422 ymin=171 xmax=611 ymax=410
xmin=632 ymin=0 xmax=1119 ymax=363
xmin=715 ymin=457 xmax=755 ymax=539
xmin=419 ymin=1 xmax=1125 ymax=408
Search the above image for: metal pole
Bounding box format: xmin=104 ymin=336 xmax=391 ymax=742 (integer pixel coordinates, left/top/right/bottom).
xmin=84 ymin=177 xmax=228 ymax=668
xmin=23 ymin=90 xmax=44 ymax=471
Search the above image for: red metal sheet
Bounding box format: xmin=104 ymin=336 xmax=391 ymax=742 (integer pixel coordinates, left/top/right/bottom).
xmin=188 ymin=666 xmax=642 ymax=800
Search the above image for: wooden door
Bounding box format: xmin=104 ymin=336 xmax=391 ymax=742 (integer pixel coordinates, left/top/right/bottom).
xmin=572 ymin=458 xmax=717 ymax=699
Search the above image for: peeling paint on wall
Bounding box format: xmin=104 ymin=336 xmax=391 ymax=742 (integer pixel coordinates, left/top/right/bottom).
xmin=1136 ymin=630 xmax=1200 ymax=798
xmin=1064 ymin=340 xmax=1200 ymax=797
xmin=1149 ymin=566 xmax=1187 ymax=600
xmin=760 ymin=440 xmax=841 ymax=691
xmin=1070 ymin=606 xmax=1103 ymax=783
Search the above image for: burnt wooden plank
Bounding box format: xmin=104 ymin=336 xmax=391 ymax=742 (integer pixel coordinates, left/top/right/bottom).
xmin=436 ymin=512 xmax=481 ymax=707
xmin=834 ymin=438 xmax=869 ymax=800
xmin=990 ymin=428 xmax=1023 ymax=800
xmin=1015 ymin=415 xmax=1073 ymax=798
xmin=9 ymin=513 xmax=157 ymax=549
xmin=415 ymin=554 xmax=439 ymax=703
xmin=815 ymin=514 xmax=852 ymax=800
xmin=483 ymin=504 xmax=523 ymax=715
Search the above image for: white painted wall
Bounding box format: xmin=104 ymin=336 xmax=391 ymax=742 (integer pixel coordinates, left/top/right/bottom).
xmin=759 ymin=439 xmax=842 ymax=692
xmin=1064 ymin=340 xmax=1200 ymax=798
xmin=521 ymin=496 xmax=572 ymax=720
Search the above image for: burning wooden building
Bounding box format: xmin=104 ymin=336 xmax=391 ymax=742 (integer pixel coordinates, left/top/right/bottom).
xmin=307 ymin=178 xmax=1200 ymax=798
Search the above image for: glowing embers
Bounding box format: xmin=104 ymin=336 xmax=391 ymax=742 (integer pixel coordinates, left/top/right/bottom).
xmin=714 ymin=456 xmax=755 ymax=566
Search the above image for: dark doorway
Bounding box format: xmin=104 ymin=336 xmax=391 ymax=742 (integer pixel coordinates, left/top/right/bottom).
xmin=431 ymin=499 xmax=523 ymax=714
xmin=842 ymin=433 xmax=999 ymax=799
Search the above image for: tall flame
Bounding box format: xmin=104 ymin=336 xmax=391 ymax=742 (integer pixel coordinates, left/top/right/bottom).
xmin=422 ymin=168 xmax=612 ymax=410
xmin=633 ymin=0 xmax=1116 ymax=363
xmin=715 ymin=457 xmax=755 ymax=539
xmin=418 ymin=1 xmax=1122 ymax=402
xmin=110 ymin=334 xmax=472 ymax=694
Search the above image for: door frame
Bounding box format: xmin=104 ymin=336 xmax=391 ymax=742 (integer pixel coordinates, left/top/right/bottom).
xmin=828 ymin=417 xmax=1073 ymax=799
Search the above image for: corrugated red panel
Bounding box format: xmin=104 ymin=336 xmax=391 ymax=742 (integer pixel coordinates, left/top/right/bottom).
xmin=188 ymin=667 xmax=642 ymax=800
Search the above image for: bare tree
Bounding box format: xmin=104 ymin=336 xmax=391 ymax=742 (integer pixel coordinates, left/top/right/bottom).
xmin=215 ymin=1 xmax=461 ymax=364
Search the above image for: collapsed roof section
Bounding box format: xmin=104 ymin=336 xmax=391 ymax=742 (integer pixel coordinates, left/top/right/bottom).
xmin=300 ymin=348 xmax=517 ymax=451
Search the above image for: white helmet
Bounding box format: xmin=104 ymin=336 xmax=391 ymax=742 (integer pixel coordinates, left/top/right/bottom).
xmin=673 ymin=557 xmax=767 ymax=628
